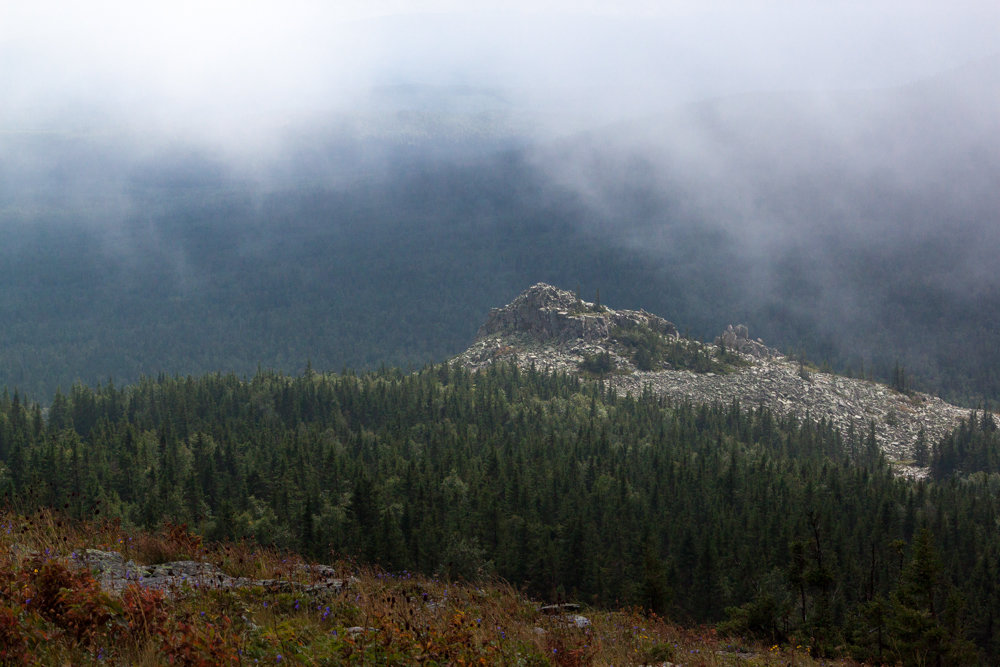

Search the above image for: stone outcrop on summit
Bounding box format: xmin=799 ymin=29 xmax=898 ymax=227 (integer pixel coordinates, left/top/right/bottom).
xmin=475 ymin=282 xmax=677 ymax=343
xmin=456 ymin=283 xmax=971 ymax=476
xmin=714 ymin=324 xmax=777 ymax=359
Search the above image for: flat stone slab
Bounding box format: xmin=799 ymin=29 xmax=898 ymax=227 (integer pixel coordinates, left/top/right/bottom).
xmin=74 ymin=549 xmax=352 ymax=596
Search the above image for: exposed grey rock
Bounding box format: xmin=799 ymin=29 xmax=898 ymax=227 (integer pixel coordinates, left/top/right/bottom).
xmin=715 ymin=324 xmax=778 ymax=359
xmin=456 ymin=284 xmax=974 ymax=476
xmin=74 ymin=548 xmax=352 ymax=596
xmin=476 ymin=283 xmax=676 ymax=346
xmin=539 ymin=604 xmax=591 ymax=628
xmin=612 ymin=359 xmax=966 ymax=477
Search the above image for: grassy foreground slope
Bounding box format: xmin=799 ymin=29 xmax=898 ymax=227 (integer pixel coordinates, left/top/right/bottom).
xmin=0 ymin=508 xmax=834 ymax=666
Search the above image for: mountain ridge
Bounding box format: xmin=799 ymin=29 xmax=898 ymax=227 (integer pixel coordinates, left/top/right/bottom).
xmin=456 ymin=283 xmax=970 ymax=475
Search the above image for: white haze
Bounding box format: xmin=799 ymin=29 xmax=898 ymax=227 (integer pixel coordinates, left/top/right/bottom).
xmin=4 ymin=1 xmax=998 ymax=294
xmin=2 ymin=1 xmax=1000 ymax=399
xmin=3 ymin=1 xmax=999 ymax=150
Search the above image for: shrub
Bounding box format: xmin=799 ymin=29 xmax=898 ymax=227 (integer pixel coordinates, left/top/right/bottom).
xmin=25 ymin=557 xmax=118 ymax=640
xmin=579 ymin=352 xmax=614 ymax=375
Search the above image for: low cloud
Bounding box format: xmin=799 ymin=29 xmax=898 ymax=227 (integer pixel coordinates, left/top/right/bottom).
xmin=3 ymin=3 xmax=999 ymax=141
xmin=3 ymin=1 xmax=999 ymax=393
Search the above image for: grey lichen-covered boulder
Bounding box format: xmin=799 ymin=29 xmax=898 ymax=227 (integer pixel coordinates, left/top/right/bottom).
xmin=539 ymin=602 xmax=591 ymax=628
xmin=476 ymin=283 xmax=677 ymax=344
xmin=714 ymin=323 xmax=777 ymax=359
xmin=74 ymin=548 xmax=352 ymax=596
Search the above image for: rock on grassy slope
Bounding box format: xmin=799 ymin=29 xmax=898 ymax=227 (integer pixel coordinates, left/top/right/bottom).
xmin=1 ymin=507 xmax=846 ymax=665
xmin=456 ymin=283 xmax=970 ymax=475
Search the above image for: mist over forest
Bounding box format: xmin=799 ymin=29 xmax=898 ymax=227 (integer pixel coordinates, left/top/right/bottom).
xmin=2 ymin=5 xmax=999 ymax=404
xmin=7 ymin=7 xmax=1000 ymax=663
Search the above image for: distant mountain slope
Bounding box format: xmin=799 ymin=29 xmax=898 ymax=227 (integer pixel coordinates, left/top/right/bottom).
xmin=456 ymin=283 xmax=969 ymax=473
xmin=0 ymin=57 xmax=998 ymax=402
xmin=524 ymin=54 xmax=1000 ymax=403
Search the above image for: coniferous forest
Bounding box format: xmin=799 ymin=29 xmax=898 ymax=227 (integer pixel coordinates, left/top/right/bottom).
xmin=7 ymin=6 xmax=1000 ymax=665
xmin=2 ymin=363 xmax=1000 ymax=663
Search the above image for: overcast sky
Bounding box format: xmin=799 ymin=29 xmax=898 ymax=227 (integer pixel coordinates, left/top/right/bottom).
xmin=2 ymin=2 xmax=998 ymax=394
xmin=3 ymin=1 xmax=999 ymax=142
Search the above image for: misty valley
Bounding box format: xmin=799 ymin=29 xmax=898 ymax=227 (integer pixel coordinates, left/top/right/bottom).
xmin=2 ymin=48 xmax=1000 ymax=664
xmin=2 ymin=58 xmax=1000 ymax=406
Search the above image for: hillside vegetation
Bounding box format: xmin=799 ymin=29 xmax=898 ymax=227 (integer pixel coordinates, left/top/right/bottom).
xmin=2 ymin=364 xmax=1000 ymax=662
xmin=458 ymin=283 xmax=968 ymax=470
xmin=3 ymin=507 xmax=842 ymax=665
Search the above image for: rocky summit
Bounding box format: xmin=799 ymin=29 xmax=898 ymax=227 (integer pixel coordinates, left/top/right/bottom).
xmin=456 ymin=283 xmax=972 ymax=476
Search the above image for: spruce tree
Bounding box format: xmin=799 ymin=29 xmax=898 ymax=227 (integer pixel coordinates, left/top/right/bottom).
xmin=887 ymin=529 xmax=975 ymax=666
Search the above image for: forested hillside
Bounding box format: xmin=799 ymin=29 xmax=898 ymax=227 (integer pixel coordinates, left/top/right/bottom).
xmin=2 ymin=57 xmax=1000 ymax=405
xmin=2 ymin=364 xmax=998 ymax=662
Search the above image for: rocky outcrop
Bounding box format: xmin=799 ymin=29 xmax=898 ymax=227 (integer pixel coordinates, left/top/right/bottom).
xmin=715 ymin=324 xmax=777 ymax=359
xmin=476 ymin=283 xmax=676 ymax=344
xmin=456 ymin=283 xmax=974 ymax=476
xmin=611 ymin=361 xmax=967 ymax=475
xmin=74 ymin=549 xmax=351 ymax=596
xmin=539 ymin=603 xmax=591 ymax=628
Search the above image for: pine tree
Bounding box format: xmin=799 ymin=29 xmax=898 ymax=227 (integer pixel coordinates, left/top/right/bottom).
xmin=914 ymin=428 xmax=929 ymax=467
xmin=887 ymin=529 xmax=976 ymax=666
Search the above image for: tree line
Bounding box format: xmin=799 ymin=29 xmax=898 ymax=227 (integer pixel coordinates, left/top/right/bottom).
xmin=0 ymin=363 xmax=998 ymax=663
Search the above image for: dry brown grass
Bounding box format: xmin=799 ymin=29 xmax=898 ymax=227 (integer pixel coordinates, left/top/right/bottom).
xmin=0 ymin=506 xmax=862 ymax=665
